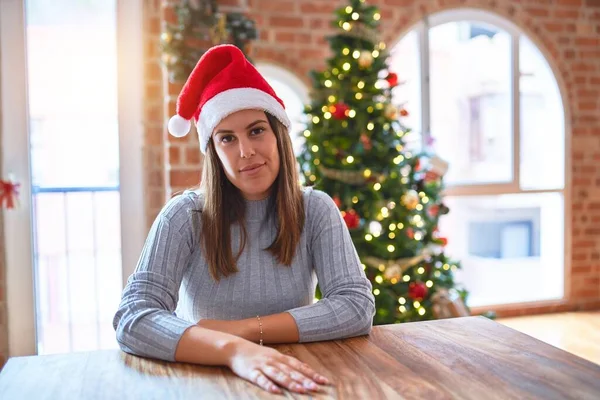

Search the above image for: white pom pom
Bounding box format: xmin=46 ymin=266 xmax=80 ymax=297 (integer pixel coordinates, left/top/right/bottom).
xmin=168 ymin=115 xmax=191 ymax=137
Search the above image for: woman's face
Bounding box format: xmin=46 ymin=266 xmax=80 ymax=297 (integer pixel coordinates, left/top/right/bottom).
xmin=212 ymin=109 xmax=280 ymax=200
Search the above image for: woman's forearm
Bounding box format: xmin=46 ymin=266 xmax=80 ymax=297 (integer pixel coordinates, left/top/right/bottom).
xmin=174 ymin=325 xmax=243 ymax=365
xmin=197 ymin=312 xmax=300 ymax=344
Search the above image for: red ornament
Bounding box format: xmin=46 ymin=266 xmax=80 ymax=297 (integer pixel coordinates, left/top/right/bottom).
xmin=428 ymin=204 xmax=440 ymax=217
xmin=400 ymin=108 xmax=409 ymax=117
xmin=386 ymin=72 xmax=399 ymax=87
xmin=331 ymin=102 xmax=350 ymax=120
xmin=414 ymin=158 xmax=421 ymax=171
xmin=0 ymin=179 xmax=20 ymax=209
xmin=341 ymin=209 xmax=360 ymax=229
xmin=333 ymin=196 xmax=342 ymax=208
xmin=360 ymin=133 xmax=372 ymax=150
xmin=438 ymin=237 xmax=448 ymax=246
xmin=408 ymin=282 xmax=428 ymax=301
xmin=406 ymin=228 xmax=414 ymax=239
xmin=424 ymin=170 xmax=440 ymax=182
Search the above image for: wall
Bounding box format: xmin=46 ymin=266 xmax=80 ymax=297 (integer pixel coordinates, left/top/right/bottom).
xmin=144 ymin=0 xmax=600 ymax=318
xmin=0 ymin=132 xmax=6 ymax=369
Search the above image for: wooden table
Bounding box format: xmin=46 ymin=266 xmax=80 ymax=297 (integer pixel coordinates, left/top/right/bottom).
xmin=1 ymin=316 xmax=599 ymax=399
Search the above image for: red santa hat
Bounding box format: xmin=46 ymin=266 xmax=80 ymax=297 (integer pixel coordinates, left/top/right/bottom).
xmin=167 ymin=44 xmax=291 ymax=154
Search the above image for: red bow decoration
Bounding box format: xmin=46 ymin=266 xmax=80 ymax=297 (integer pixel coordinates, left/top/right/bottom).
xmin=0 ymin=179 xmax=20 ymax=209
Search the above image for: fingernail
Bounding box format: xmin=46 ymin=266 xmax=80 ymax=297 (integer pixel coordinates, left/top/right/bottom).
xmin=295 ymin=383 xmax=307 ymax=392
xmin=305 ymin=381 xmax=318 ymax=390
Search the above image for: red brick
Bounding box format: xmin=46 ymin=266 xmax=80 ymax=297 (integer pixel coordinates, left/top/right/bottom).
xmin=579 ymin=50 xmax=600 ymax=58
xmin=555 ymin=9 xmax=580 ymax=18
xmin=577 ymin=89 xmax=600 ymax=97
xmin=586 ymin=0 xmax=600 ymax=6
xmin=579 ymin=102 xmax=598 ymax=110
xmin=558 ymin=0 xmax=583 ymax=4
xmin=299 ymin=48 xmax=325 ymax=59
xmin=299 ymin=2 xmax=340 ymax=13
xmin=383 ymin=0 xmax=415 ymax=5
xmin=162 ymin=5 xmax=177 ymax=24
xmin=167 ymin=81 xmax=184 ymax=96
xmin=573 ymin=265 xmax=592 ymax=274
xmin=145 ymin=62 xmax=162 ymax=82
xmin=544 ymin=22 xmax=564 ymax=32
xmin=148 ymin=171 xmax=163 ymax=186
xmin=309 ymin=19 xmax=326 ymax=29
xmin=150 ymin=190 xmax=166 ymax=210
xmin=170 ymin=170 xmax=200 ymax=188
xmin=218 ymin=0 xmax=243 ymax=6
xmin=251 ymin=0 xmax=296 ymax=12
xmin=169 ymin=146 xmax=181 ymax=165
xmin=268 ymin=16 xmax=304 ymax=28
xmin=574 ymin=240 xmax=596 ymax=248
xmin=145 ymin=83 xmax=161 ymax=100
xmin=185 ymin=147 xmax=202 ymax=165
xmin=146 ymin=126 xmax=164 ymax=146
xmin=525 ymin=7 xmax=550 ymax=17
xmin=575 ymin=37 xmax=600 ymax=46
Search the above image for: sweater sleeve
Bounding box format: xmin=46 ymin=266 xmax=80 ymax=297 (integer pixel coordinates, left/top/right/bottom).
xmin=112 ymin=193 xmax=198 ymax=361
xmin=287 ymin=189 xmax=376 ymax=342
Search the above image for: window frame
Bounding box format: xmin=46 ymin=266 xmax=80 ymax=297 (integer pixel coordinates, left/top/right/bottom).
xmin=405 ymin=8 xmax=571 ymax=307
xmin=0 ymin=0 xmax=146 ymax=356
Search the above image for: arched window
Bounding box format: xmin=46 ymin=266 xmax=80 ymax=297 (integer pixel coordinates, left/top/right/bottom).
xmin=256 ymin=63 xmax=309 ymax=156
xmin=390 ymin=9 xmax=566 ymax=308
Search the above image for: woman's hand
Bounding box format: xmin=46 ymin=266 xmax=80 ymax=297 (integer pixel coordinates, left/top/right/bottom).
xmin=226 ymin=340 xmax=330 ymax=395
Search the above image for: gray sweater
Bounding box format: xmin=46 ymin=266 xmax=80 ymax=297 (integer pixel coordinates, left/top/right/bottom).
xmin=113 ymin=187 xmax=375 ymax=361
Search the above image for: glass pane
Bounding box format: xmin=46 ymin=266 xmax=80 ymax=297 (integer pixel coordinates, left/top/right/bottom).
xmin=389 ymin=29 xmax=422 ymax=152
xmin=429 ymin=22 xmax=513 ymax=185
xmin=262 ymin=76 xmax=307 ymax=156
xmin=27 ymin=0 xmax=119 ymax=188
xmin=26 ymin=0 xmax=121 ymax=354
xmin=438 ymin=192 xmax=564 ymax=308
xmin=519 ymin=36 xmax=565 ymax=190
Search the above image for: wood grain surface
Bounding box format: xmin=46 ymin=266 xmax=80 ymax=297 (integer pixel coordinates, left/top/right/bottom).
xmin=1 ymin=316 xmax=598 ymax=399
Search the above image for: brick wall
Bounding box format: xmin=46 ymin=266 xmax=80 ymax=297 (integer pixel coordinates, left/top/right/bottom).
xmin=145 ymin=0 xmax=600 ymax=317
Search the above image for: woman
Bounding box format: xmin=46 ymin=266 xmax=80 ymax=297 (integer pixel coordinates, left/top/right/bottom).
xmin=113 ymin=44 xmax=375 ymax=395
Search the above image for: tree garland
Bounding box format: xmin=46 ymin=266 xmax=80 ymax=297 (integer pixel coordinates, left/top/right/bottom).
xmin=160 ymin=0 xmax=258 ymax=83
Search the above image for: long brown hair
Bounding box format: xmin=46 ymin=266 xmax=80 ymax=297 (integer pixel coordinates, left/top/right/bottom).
xmin=199 ymin=112 xmax=305 ymax=281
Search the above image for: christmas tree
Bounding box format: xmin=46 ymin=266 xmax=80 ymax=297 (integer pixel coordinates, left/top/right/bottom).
xmin=298 ymin=0 xmax=469 ymax=325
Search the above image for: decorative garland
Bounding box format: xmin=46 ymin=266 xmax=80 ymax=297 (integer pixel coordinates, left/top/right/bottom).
xmin=160 ymin=0 xmax=258 ymax=83
xmin=318 ymin=165 xmax=383 ymax=185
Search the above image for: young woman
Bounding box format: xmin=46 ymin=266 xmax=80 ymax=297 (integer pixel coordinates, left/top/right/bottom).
xmin=113 ymin=44 xmax=375 ymax=395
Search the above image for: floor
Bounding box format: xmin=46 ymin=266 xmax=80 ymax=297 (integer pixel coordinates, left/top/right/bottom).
xmin=498 ymin=311 xmax=600 ymax=365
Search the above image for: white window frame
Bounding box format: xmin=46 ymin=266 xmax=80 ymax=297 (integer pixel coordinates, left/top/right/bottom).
xmin=415 ymin=8 xmax=571 ymax=306
xmin=256 ymin=63 xmax=310 ymax=105
xmin=0 ymin=0 xmax=146 ymax=357
xmin=0 ymin=0 xmax=37 ymax=358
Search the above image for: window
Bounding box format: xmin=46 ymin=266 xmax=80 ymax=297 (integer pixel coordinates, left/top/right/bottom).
xmin=391 ymin=10 xmax=566 ymax=308
xmin=26 ymin=0 xmax=123 ymax=354
xmin=256 ymin=63 xmax=309 ymax=156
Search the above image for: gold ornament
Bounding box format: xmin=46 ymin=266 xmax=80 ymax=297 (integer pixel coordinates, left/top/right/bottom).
xmin=358 ymin=51 xmax=373 ymax=68
xmin=401 ymin=189 xmax=420 ymax=210
xmin=209 ymin=13 xmax=228 ymax=44
xmin=384 ymin=104 xmax=398 ymax=120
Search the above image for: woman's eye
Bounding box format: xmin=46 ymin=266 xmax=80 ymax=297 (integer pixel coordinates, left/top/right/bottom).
xmin=221 ymin=135 xmax=234 ymax=143
xmin=251 ymin=127 xmax=265 ymax=135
